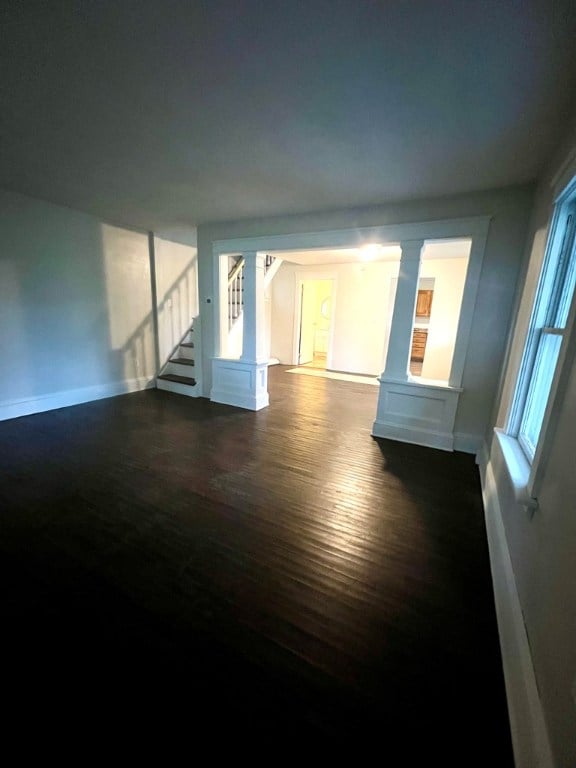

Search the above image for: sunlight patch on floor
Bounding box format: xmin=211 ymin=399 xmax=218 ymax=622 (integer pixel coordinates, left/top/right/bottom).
xmin=286 ymin=367 xmax=380 ymax=386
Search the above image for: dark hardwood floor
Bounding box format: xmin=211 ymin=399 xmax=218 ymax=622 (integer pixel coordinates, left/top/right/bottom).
xmin=0 ymin=366 xmax=512 ymax=760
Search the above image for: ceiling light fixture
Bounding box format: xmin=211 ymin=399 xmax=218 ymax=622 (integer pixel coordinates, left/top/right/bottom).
xmin=359 ymin=243 xmax=382 ymax=261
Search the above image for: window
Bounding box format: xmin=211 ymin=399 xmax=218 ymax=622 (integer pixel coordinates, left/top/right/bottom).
xmin=510 ymin=189 xmax=576 ymax=462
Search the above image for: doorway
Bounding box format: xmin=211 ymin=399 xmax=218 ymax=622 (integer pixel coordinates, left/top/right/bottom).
xmin=297 ymin=279 xmax=333 ymax=368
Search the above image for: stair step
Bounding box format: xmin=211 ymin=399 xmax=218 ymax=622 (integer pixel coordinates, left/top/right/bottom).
xmin=180 ymin=342 xmax=194 ymax=348
xmin=169 ymin=357 xmax=195 ymax=366
xmin=157 ymin=374 xmax=196 ymax=386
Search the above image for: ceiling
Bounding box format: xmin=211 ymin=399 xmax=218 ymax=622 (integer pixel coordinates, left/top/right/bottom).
xmin=1 ymin=1 xmax=576 ymax=232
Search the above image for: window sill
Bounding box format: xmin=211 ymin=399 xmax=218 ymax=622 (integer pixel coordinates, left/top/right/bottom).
xmin=494 ymin=428 xmax=538 ymax=511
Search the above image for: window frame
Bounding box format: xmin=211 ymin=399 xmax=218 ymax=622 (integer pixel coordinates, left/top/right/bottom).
xmin=507 ymin=176 xmax=576 ymax=477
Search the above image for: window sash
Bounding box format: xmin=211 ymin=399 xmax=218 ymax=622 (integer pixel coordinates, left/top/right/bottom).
xmin=509 ymin=199 xmax=576 ymax=464
xmin=553 ymin=221 xmax=576 ymax=327
xmin=518 ymin=330 xmax=563 ymax=461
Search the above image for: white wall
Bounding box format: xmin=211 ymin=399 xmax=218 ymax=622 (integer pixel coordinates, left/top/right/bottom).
xmin=154 ymin=236 xmax=198 ymax=364
xmin=311 ymin=278 xmax=332 ymax=355
xmin=482 ymin=111 xmax=576 ymax=767
xmin=271 ymin=260 xmax=399 ymax=375
xmin=0 ymin=190 xmax=154 ymax=419
xmin=198 ymin=184 xmax=533 ymax=444
xmin=268 ymin=262 xmax=297 ymax=364
xmin=420 ymin=256 xmax=468 ymax=381
xmin=226 ymin=318 xmax=243 ymax=359
xmin=0 ymin=188 xmax=198 ymax=420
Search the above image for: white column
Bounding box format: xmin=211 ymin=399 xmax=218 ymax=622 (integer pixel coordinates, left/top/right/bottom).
xmin=217 ymin=253 xmax=230 ymax=357
xmin=241 ymin=251 xmax=267 ymax=363
xmin=382 ymin=239 xmax=423 ymax=381
xmin=211 ymin=250 xmax=269 ymax=411
xmin=373 ymin=237 xmax=461 ymax=450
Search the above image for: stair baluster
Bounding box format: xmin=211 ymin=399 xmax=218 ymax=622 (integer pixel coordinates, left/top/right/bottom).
xmin=228 ymin=256 xmax=245 ymax=330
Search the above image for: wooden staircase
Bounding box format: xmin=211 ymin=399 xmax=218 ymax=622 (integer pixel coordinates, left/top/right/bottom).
xmin=156 ymin=320 xmax=200 ymax=397
xmin=156 ymin=255 xmax=279 ymax=399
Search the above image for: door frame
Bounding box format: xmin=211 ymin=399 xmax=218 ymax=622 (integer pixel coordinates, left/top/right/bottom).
xmin=292 ymin=271 xmax=337 ymax=368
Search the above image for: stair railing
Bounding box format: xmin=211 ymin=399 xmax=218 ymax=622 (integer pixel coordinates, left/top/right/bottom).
xmin=228 ymin=257 xmax=245 ymax=330
xmin=227 ymin=254 xmax=276 ymax=330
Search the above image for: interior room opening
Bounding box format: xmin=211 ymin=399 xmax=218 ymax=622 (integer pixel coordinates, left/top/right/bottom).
xmin=269 ymin=245 xmax=401 ymax=377
xmin=409 ymin=238 xmax=472 ymax=381
xmin=297 ymin=279 xmax=333 ymax=368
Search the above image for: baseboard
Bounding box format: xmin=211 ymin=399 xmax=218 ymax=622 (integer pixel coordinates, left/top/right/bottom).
xmin=0 ymin=376 xmax=153 ymax=422
xmin=210 ymin=387 xmax=269 ymax=411
xmin=371 ymin=419 xmax=454 ymax=451
xmin=476 ymin=438 xmax=490 ymax=469
xmin=453 ymin=431 xmax=482 ymax=454
xmin=480 ymin=453 xmax=555 ymax=768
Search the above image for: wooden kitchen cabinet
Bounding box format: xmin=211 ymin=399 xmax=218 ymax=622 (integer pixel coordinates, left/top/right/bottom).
xmin=415 ymin=289 xmax=433 ymax=318
xmin=411 ymin=328 xmax=428 ymax=362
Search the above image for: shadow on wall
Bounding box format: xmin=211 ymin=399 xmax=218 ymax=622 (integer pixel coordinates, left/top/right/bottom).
xmin=101 ymin=225 xmax=198 ymax=384
xmin=154 ymin=237 xmax=199 ymax=365
xmin=101 ymin=225 xmax=154 ymax=385
xmin=0 ymin=190 xmax=198 ymax=410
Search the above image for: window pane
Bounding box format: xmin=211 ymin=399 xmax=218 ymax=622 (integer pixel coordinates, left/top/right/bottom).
xmin=519 ymin=331 xmax=563 ymax=458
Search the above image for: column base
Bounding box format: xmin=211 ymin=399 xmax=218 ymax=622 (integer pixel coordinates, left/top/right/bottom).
xmin=210 ymin=358 xmax=269 ymax=411
xmin=372 ymin=377 xmax=461 ymax=451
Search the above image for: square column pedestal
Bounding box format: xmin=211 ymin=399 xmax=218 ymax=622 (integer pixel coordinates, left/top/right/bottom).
xmin=372 ymin=377 xmax=462 ymax=451
xmin=211 ymin=358 xmax=269 ymax=411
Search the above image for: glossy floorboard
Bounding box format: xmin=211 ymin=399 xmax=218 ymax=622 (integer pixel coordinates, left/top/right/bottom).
xmin=0 ymin=366 xmax=512 ymax=760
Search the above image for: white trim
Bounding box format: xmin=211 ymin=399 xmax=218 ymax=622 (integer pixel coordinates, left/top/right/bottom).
xmin=212 ymin=217 xmax=491 ymax=256
xmin=480 ymin=449 xmax=555 ymax=768
xmin=191 ymin=313 xmax=203 ymax=394
xmin=529 ymin=257 xmax=576 ymax=498
xmin=210 ymin=388 xmax=269 ymax=411
xmin=210 ymin=358 xmax=269 ymax=411
xmin=216 ymin=253 xmax=230 ymax=357
xmin=372 ymin=377 xmax=461 ymax=451
xmin=494 ymin=428 xmax=538 ymax=510
xmin=475 ymin=437 xmax=490 ymax=469
xmin=507 ymin=211 xmax=558 ymax=435
xmin=371 ymin=420 xmax=454 ymax=451
xmin=506 ymin=182 xmax=576 ymax=499
xmin=263 ymin=256 xmax=283 ymax=286
xmin=381 ymin=376 xmax=463 ymax=393
xmin=0 ymin=376 xmax=153 ymax=422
